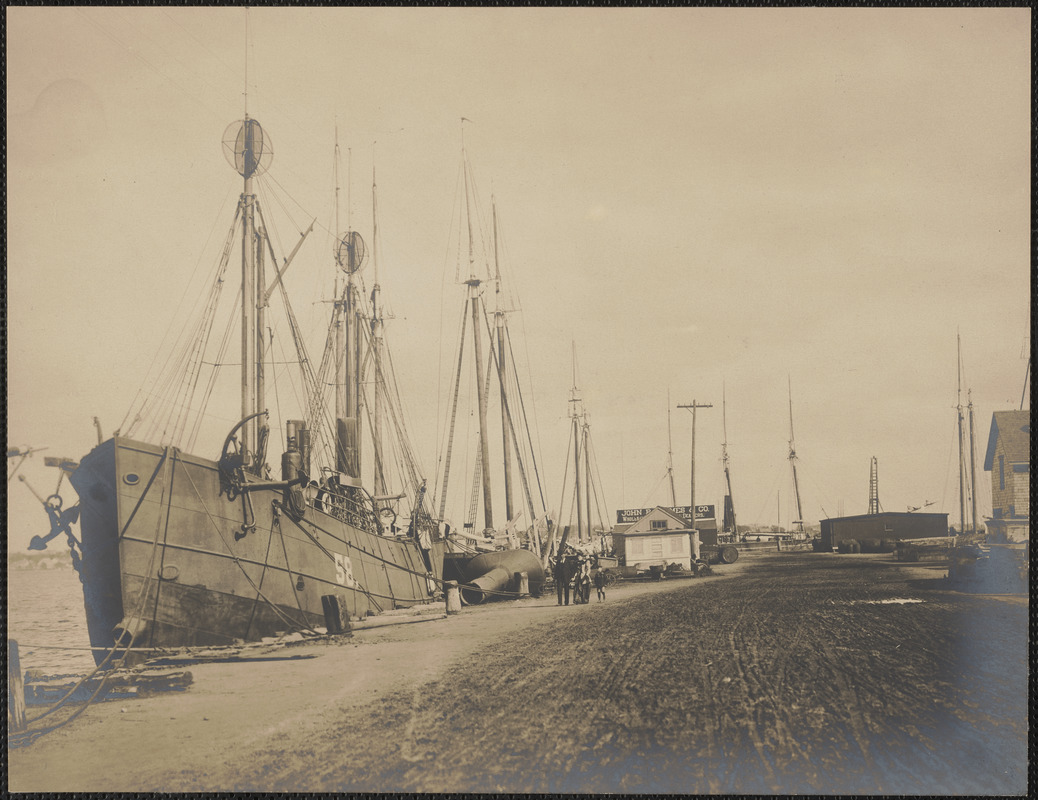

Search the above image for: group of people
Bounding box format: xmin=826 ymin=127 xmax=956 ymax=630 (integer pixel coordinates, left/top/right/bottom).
xmin=552 ymin=552 xmax=609 ymax=605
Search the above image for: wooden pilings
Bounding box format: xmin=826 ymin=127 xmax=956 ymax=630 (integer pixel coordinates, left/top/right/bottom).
xmin=444 ymin=580 xmax=462 ymax=614
xmin=8 ymin=640 xmax=26 ymax=732
xmin=321 ymin=594 xmax=352 ymax=635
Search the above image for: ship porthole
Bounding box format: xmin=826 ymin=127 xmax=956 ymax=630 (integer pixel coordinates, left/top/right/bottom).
xmin=123 ymin=473 xmax=140 ymax=486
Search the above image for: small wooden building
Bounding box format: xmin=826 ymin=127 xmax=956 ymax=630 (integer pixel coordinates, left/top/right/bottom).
xmin=612 ymin=506 xmax=695 ymax=570
xmin=983 ymin=409 xmax=1030 ymax=543
xmin=819 ymin=511 xmax=948 ymax=550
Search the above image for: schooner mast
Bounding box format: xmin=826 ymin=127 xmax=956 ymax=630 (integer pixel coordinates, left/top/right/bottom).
xmin=437 ymin=133 xmax=548 ymax=545
xmin=489 ymin=196 xmax=547 ymax=548
xmin=721 ymin=383 xmax=738 ymax=539
xmin=547 ymin=345 xmax=608 ymax=562
xmin=464 ymin=150 xmax=495 ymax=532
xmin=435 ymin=134 xmax=496 ymax=535
xmin=955 ymin=334 xmax=978 ymax=536
xmin=571 ymin=354 xmax=585 ymax=547
xmin=787 ymin=377 xmax=805 ymax=537
xmin=553 ymin=345 xmax=584 ymax=557
xmin=968 ymin=390 xmax=977 ymax=535
xmin=493 ymin=197 xmax=514 ymax=525
xmin=667 ymin=390 xmax=677 ymax=506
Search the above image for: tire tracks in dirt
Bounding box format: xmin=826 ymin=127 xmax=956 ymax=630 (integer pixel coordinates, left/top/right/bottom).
xmin=109 ymin=552 xmax=1026 ymax=794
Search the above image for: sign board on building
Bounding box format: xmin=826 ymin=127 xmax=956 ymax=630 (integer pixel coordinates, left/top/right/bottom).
xmin=616 ymin=505 xmax=715 ymax=525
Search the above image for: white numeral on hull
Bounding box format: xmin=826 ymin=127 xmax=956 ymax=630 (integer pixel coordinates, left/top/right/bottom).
xmin=334 ymin=552 xmax=355 ymax=587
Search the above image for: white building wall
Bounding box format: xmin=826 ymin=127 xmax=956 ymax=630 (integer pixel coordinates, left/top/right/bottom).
xmin=624 ymin=533 xmax=691 ymax=570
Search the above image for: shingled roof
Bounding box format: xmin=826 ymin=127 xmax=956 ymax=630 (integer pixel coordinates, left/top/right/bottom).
xmin=983 ymin=410 xmax=1031 ymax=470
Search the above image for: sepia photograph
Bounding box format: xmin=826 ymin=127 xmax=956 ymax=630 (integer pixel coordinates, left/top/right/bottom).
xmin=6 ymin=6 xmax=1029 ymax=794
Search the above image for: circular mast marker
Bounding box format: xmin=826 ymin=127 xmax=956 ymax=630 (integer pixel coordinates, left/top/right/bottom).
xmin=336 ymin=230 xmax=367 ymax=274
xmin=222 ymin=117 xmax=273 ymax=178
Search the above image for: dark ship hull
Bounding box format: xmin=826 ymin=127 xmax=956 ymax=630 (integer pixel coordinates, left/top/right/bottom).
xmin=70 ymin=436 xmax=444 ymax=665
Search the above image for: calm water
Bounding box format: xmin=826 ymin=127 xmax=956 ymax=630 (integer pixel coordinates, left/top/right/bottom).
xmin=7 ymin=567 xmax=97 ymax=675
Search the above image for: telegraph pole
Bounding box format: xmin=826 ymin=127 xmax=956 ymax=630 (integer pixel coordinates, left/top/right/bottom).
xmin=678 ymin=400 xmax=712 ymax=561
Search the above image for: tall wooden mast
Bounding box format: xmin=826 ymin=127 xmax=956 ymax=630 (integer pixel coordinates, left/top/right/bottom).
xmin=667 ymin=390 xmax=677 ymax=506
xmin=225 ymin=115 xmax=272 ymax=466
xmin=333 ymin=134 xmax=346 ymax=471
xmin=463 ymin=150 xmax=494 ymax=531
xmin=583 ymin=415 xmax=592 ymax=544
xmin=333 ymin=142 xmax=365 ymax=481
xmin=787 ymin=378 xmax=804 ymax=537
xmin=493 ymin=197 xmax=514 ymax=524
xmin=570 ymin=348 xmax=584 ymax=547
xmin=956 ymin=334 xmax=966 ymax=534
xmin=967 ymin=389 xmax=977 ymax=535
xmin=371 ymin=164 xmax=386 ymax=495
xmin=721 ymin=383 xmax=737 ymax=537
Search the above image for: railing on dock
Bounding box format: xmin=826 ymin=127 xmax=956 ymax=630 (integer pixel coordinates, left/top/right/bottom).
xmin=776 ymin=539 xmax=814 ymax=552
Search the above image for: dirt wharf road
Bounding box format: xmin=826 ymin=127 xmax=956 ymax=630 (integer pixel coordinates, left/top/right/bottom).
xmin=7 ymin=551 xmax=1028 ymax=794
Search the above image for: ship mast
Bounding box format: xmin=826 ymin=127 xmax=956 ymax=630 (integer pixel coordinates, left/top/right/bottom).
xmin=227 ymin=115 xmax=274 ymax=468
xmin=583 ymin=414 xmax=592 ymax=544
xmin=437 ymin=134 xmax=548 ymax=545
xmin=333 ymin=135 xmax=346 ymax=470
xmin=332 ymin=143 xmax=365 ymax=481
xmin=721 ymin=383 xmax=737 ymax=537
xmin=570 ymin=346 xmax=584 ymax=547
xmin=463 ymin=144 xmax=494 ymax=532
xmin=787 ymin=377 xmax=804 ymax=537
xmin=493 ymin=197 xmax=514 ymax=524
xmin=956 ymin=334 xmax=966 ymax=534
xmin=967 ymin=389 xmax=977 ymax=535
xmin=240 ymin=119 xmax=257 ymax=460
xmin=667 ymin=390 xmax=677 ymax=506
xmin=371 ymin=164 xmax=386 ymax=495
xmin=222 ymin=112 xmax=311 ymax=471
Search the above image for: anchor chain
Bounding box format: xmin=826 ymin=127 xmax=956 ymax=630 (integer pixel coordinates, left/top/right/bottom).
xmin=30 ymin=493 xmax=85 ymax=582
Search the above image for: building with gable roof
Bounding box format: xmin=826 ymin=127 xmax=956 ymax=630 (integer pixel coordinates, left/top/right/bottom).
xmin=612 ymin=505 xmax=698 ymax=571
xmin=983 ymin=409 xmax=1030 ymax=543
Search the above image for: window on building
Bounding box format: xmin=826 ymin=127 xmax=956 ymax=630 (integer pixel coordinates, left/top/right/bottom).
xmin=627 ymin=538 xmax=643 ymax=557
xmin=650 ymin=519 xmax=667 ymax=530
xmin=668 ymin=536 xmax=684 ymax=554
xmin=884 ymin=524 xmax=894 ymax=533
xmin=999 ymin=455 xmax=1005 ymax=491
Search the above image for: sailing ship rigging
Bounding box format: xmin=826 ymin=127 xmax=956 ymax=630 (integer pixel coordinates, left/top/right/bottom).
xmin=720 ymin=383 xmax=738 ymax=542
xmin=955 ymin=334 xmax=979 ymax=535
xmin=434 ymin=138 xmax=549 ymax=558
xmin=549 ymin=346 xmax=611 ymax=563
xmin=786 ymin=377 xmax=806 ymax=538
xmin=667 ymin=390 xmax=678 ymax=506
xmin=31 ymin=114 xmax=445 ymax=664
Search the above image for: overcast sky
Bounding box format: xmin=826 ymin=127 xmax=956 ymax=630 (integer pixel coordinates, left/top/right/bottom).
xmin=6 ymin=7 xmax=1030 ymax=552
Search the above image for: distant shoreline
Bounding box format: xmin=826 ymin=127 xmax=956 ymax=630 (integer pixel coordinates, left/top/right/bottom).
xmin=8 ymin=552 xmax=74 ymax=570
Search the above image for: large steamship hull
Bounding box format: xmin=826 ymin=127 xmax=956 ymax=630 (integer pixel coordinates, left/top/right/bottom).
xmin=69 ymin=436 xmax=444 ymax=666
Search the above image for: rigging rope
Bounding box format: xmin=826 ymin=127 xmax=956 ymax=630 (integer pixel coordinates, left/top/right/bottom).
xmin=10 ymin=447 xmax=175 ymax=747
xmin=437 ymin=301 xmax=470 ymax=520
